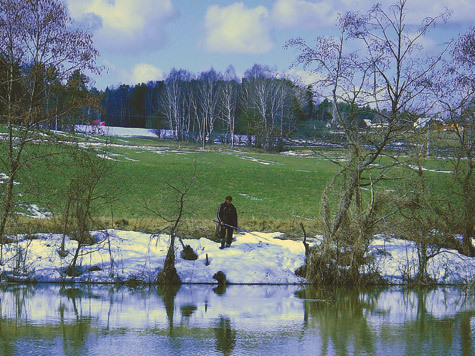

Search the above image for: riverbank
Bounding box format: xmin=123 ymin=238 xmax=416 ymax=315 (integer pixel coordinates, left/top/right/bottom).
xmin=1 ymin=230 xmax=474 ymax=285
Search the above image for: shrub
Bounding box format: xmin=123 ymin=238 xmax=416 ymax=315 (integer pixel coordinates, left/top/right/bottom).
xmin=181 ymin=245 xmax=198 ymax=260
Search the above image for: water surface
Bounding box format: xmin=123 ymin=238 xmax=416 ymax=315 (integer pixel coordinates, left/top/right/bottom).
xmin=0 ymin=284 xmax=473 ymax=356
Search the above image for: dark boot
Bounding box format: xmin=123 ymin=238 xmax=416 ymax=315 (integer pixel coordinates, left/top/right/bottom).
xmin=219 ymin=239 xmax=225 ymax=249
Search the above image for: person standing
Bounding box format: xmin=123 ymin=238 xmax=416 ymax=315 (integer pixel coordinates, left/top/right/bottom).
xmin=217 ymin=196 xmax=238 ymax=249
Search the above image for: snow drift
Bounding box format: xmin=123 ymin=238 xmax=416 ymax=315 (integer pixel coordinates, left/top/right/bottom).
xmin=0 ymin=230 xmax=473 ymax=285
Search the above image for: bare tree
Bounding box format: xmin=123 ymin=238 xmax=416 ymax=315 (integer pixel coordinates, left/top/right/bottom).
xmin=147 ymin=160 xmax=199 ymax=284
xmin=63 ymin=145 xmax=112 ymax=276
xmin=241 ymin=64 xmax=300 ymax=150
xmin=197 ymin=69 xmax=221 ymax=148
xmin=0 ymin=0 xmax=99 ymax=263
xmin=395 ymin=144 xmax=444 ymax=284
xmin=160 ymin=69 xmax=185 ymax=140
xmin=432 ymin=27 xmax=475 ymax=256
xmin=286 ymin=0 xmax=450 ymax=284
xmin=219 ymin=66 xmax=239 ymax=147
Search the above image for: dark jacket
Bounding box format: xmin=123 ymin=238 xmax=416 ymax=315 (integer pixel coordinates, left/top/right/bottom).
xmin=217 ymin=202 xmax=238 ymax=228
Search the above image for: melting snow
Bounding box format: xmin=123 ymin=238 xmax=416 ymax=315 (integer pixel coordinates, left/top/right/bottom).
xmin=75 ymin=125 xmax=158 ymax=138
xmin=96 ymin=153 xmax=119 ymax=161
xmin=237 ymin=155 xmax=281 ymax=166
xmin=239 ymin=193 xmax=263 ymax=201
xmin=17 ymin=204 xmax=52 ymax=219
xmin=408 ymin=165 xmax=453 ymax=174
xmin=0 ymin=230 xmax=473 ymax=285
xmin=0 ymin=173 xmax=20 ymax=185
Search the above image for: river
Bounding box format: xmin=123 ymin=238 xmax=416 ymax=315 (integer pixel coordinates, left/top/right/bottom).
xmin=0 ymin=284 xmax=473 ymax=356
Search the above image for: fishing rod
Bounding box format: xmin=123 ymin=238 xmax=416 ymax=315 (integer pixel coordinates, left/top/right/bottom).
xmin=214 ymin=220 xmax=262 ymax=238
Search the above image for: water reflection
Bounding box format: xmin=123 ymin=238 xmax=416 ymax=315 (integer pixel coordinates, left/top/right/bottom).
xmin=209 ymin=281 xmax=235 ymax=355
xmin=214 ymin=317 xmax=236 ymax=356
xmin=59 ymin=287 xmax=93 ymax=356
xmin=297 ymin=286 xmax=475 ymax=356
xmin=0 ymin=283 xmax=473 ymax=356
xmin=157 ymin=284 xmax=181 ymax=335
xmin=213 ymin=284 xmax=227 ymax=296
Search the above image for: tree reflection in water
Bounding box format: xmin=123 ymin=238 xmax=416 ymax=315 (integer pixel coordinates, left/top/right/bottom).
xmin=213 ymin=284 xmax=227 ymax=295
xmin=156 ymin=284 xmax=181 ymax=336
xmin=212 ymin=284 xmax=236 ymax=355
xmin=59 ymin=287 xmax=93 ymax=356
xmin=295 ymin=286 xmax=475 ymax=356
xmin=214 ymin=317 xmax=236 ymax=356
xmin=0 ymin=285 xmax=93 ymax=356
xmin=0 ymin=284 xmax=473 ymax=356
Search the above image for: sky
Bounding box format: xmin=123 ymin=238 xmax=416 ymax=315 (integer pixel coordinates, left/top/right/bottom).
xmin=65 ymin=0 xmax=475 ymax=90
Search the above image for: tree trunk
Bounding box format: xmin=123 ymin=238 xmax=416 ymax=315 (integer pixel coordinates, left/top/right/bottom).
xmin=156 ymin=232 xmax=181 ymax=285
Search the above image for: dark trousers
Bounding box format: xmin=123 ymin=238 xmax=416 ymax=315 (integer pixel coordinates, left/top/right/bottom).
xmin=219 ymin=226 xmax=234 ymax=245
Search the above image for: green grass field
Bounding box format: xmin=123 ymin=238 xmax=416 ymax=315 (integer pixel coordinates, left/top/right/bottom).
xmin=89 ymin=142 xmax=341 ymax=235
xmin=0 ymin=130 xmax=459 ymax=237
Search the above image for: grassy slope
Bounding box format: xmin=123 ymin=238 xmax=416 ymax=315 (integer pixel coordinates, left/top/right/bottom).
xmin=106 ymin=146 xmax=338 ymax=224
xmin=1 ymin=131 xmax=457 ymax=237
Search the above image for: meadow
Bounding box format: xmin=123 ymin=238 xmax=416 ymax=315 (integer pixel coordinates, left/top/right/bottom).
xmin=1 ymin=131 xmax=458 ymax=238
xmin=70 ymin=138 xmax=340 ymax=236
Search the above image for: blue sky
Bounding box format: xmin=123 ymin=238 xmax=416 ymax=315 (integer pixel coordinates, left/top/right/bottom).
xmin=65 ymin=0 xmax=475 ymax=90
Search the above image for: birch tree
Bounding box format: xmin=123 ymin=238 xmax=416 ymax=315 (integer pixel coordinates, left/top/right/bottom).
xmin=161 ymin=69 xmax=182 ymax=140
xmin=219 ymin=66 xmax=239 ymax=147
xmin=242 ymin=65 xmax=287 ymax=149
xmin=197 ymin=68 xmax=221 ymax=148
xmin=0 ymin=0 xmax=99 ymax=263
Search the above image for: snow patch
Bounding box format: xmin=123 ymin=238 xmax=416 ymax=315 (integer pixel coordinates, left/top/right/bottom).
xmin=97 ymin=153 xmax=119 ymax=161
xmin=239 ymin=193 xmax=263 ymax=201
xmin=75 ymin=125 xmax=158 ymax=138
xmin=0 ymin=173 xmax=20 ymax=185
xmin=237 ymin=155 xmax=281 ymax=166
xmin=291 ymin=214 xmax=313 ymax=221
xmin=281 ymin=151 xmax=311 ymax=157
xmin=0 ymin=231 xmax=473 ymax=285
xmin=17 ymin=204 xmax=52 ymax=219
xmin=408 ymin=165 xmax=453 ymax=174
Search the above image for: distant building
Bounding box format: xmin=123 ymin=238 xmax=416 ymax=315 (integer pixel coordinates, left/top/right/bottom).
xmin=91 ymin=120 xmax=106 ymax=126
xmin=414 ymin=117 xmax=443 ymax=129
xmin=363 ymin=119 xmax=373 ymax=128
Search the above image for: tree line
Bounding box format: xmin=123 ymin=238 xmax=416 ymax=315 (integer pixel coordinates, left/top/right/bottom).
xmin=101 ymin=65 xmax=318 ymax=150
xmin=100 ymin=66 xmax=386 ymax=150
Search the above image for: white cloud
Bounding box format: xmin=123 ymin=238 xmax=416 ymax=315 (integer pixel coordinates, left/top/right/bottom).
xmin=67 ymin=0 xmax=178 ymax=54
xmin=270 ymin=0 xmax=475 ymax=29
xmin=401 ymin=0 xmax=475 ymax=25
xmin=203 ymin=2 xmax=274 ymax=54
xmin=131 ymin=63 xmax=164 ymax=84
xmin=289 ymin=69 xmax=324 ymax=87
xmin=99 ymin=61 xmax=163 ymax=86
xmin=271 ymin=0 xmax=337 ymax=29
xmin=408 ymin=33 xmax=438 ymax=54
